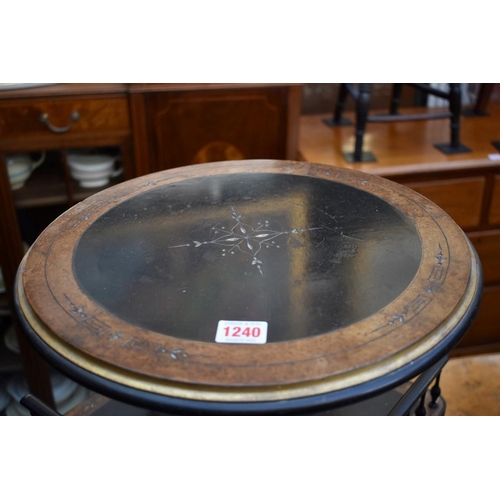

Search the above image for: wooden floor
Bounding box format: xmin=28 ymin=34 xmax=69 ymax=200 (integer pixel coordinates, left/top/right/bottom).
xmin=299 ymin=102 xmax=500 ymax=176
xmin=441 ymin=353 xmax=500 ymax=416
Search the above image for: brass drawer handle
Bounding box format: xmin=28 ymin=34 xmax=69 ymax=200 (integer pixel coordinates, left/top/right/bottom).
xmin=39 ymin=111 xmax=80 ymax=133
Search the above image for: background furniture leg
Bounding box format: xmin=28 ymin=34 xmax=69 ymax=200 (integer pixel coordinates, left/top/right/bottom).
xmin=415 ymin=393 xmax=427 ymax=416
xmin=323 ymin=83 xmax=354 ymax=127
xmin=344 ymin=84 xmax=377 ymax=162
xmin=429 ymin=372 xmax=442 ymax=409
xmin=463 ymin=83 xmax=494 ymax=116
xmin=390 ymin=83 xmax=404 ymax=115
xmin=435 ymin=84 xmax=471 ymax=154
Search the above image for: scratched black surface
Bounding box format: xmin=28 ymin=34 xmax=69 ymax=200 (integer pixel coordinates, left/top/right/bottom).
xmin=73 ymin=173 xmax=422 ymax=342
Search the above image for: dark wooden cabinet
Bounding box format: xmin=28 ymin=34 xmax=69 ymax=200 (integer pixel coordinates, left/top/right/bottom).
xmin=0 ymin=83 xmax=303 ymax=408
xmin=0 ymin=84 xmax=135 ymax=406
xmin=299 ymin=104 xmax=500 ymax=356
xmin=387 ymin=169 xmax=500 ymax=355
xmin=129 ymin=84 xmax=302 ymax=175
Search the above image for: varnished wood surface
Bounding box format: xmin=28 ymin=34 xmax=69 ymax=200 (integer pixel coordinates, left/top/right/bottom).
xmin=405 ymin=177 xmax=486 ymax=230
xmin=441 ymin=352 xmax=500 ymax=415
xmin=0 ymin=83 xmax=301 ymax=99
xmin=146 ymin=88 xmax=285 ymax=169
xmin=0 ymin=84 xmax=127 ymax=100
xmin=65 ymin=391 xmax=110 ymax=416
xmin=458 ymin=287 xmax=500 ymax=349
xmin=299 ymin=103 xmax=500 ymax=175
xmin=489 ymin=176 xmax=500 ymax=225
xmin=17 ymin=160 xmax=479 ymax=406
xmin=134 ymin=85 xmax=301 ymax=172
xmin=0 ymin=96 xmax=130 ymax=151
xmin=467 ymin=230 xmax=500 ymax=285
xmin=128 ymin=83 xmax=302 ymax=93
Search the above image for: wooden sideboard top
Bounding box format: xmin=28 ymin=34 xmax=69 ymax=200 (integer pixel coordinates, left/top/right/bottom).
xmin=127 ymin=83 xmax=303 ymax=93
xmin=299 ymin=102 xmax=500 ymax=179
xmin=0 ymin=83 xmax=303 ymax=101
xmin=0 ymin=84 xmax=128 ymax=100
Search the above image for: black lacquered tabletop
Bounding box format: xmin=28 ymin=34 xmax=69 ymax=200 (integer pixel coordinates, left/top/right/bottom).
xmin=74 ymin=173 xmax=421 ymax=343
xmin=17 ymin=160 xmax=481 ymax=413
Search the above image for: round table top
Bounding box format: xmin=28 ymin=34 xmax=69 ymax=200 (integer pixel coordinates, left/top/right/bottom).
xmin=16 ymin=160 xmax=482 ymax=414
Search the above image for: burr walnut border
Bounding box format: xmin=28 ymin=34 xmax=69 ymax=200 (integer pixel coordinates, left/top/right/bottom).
xmin=19 ymin=160 xmax=474 ymax=402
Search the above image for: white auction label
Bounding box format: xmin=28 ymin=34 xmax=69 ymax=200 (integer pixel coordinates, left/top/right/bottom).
xmin=215 ymin=320 xmax=268 ymax=344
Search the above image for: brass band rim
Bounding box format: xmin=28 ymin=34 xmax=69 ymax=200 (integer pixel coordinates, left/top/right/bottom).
xmin=17 ymin=241 xmax=479 ymax=403
xmin=21 ymin=161 xmax=472 ymax=388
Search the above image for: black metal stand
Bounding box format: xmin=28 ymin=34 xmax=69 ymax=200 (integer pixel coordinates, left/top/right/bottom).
xmin=323 ymin=116 xmax=353 ymax=127
xmin=343 ymin=151 xmax=377 ymax=163
xmin=20 ymin=394 xmax=61 ymax=416
xmin=434 ymin=143 xmax=471 ymax=154
xmin=325 ymin=83 xmax=472 ymax=162
xmin=19 ymin=361 xmax=449 ymax=416
xmin=434 ymin=83 xmax=471 ymax=154
xmin=388 ymin=357 xmax=448 ymax=416
xmin=323 ymin=82 xmax=353 ymax=126
xmin=492 ymin=141 xmax=500 ymax=152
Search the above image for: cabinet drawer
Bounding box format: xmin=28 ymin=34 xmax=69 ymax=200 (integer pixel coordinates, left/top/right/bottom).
xmin=468 ymin=229 xmax=500 ymax=285
xmin=0 ymin=96 xmax=130 ymax=143
xmin=405 ymin=177 xmax=485 ymax=230
xmin=457 ymin=286 xmax=500 ymax=349
xmin=143 ymin=87 xmax=289 ymax=171
xmin=489 ymin=175 xmax=500 ymax=226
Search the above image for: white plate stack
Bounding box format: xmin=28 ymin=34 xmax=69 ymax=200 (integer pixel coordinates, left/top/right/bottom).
xmin=67 ymin=150 xmax=123 ymax=188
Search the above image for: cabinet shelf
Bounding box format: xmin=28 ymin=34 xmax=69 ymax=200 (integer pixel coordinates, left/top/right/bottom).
xmin=11 ymin=162 xmax=125 ymax=209
xmin=0 ymin=85 xmax=136 ymax=408
xmin=12 ymin=164 xmax=67 ymax=209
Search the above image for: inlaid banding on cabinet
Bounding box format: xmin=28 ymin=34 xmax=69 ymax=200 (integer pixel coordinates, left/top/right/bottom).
xmin=405 ymin=177 xmax=485 ymax=230
xmin=488 ymin=175 xmax=500 ymax=226
xmin=468 ymin=229 xmax=500 ymax=285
